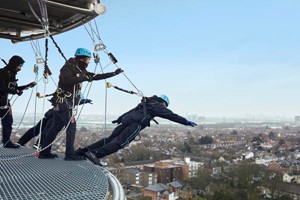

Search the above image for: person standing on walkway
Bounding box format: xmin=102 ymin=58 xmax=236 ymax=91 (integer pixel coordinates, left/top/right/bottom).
xmin=0 ymin=55 xmax=36 ymax=148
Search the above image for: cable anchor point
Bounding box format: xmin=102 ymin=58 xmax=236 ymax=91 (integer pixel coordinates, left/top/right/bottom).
xmin=106 ymin=82 xmax=112 ymax=88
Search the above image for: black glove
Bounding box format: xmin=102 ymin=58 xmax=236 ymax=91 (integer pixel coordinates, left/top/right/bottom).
xmin=84 ymin=74 xmax=93 ymax=82
xmin=112 ymin=119 xmax=121 ymax=124
xmin=27 ymin=82 xmax=37 ymax=88
xmin=186 ymin=120 xmax=197 ymax=127
xmin=16 ymin=90 xmax=23 ymax=96
xmin=79 ymin=99 xmax=93 ymax=105
xmin=114 ymin=68 xmax=123 ymax=75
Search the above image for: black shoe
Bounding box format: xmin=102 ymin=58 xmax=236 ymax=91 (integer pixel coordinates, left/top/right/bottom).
xmin=83 ymin=151 xmax=102 ymax=166
xmin=74 ymin=147 xmax=88 ymax=156
xmin=64 ymin=154 xmax=85 ymax=161
xmin=38 ymin=152 xmax=58 ymax=159
xmin=4 ymin=141 xmax=20 ymax=148
xmin=16 ymin=141 xmax=24 ymax=147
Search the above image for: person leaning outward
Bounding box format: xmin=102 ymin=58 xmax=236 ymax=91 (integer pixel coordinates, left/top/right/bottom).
xmin=0 ymin=55 xmax=36 ymax=148
xmin=38 ymin=48 xmax=123 ymax=160
xmin=76 ymin=94 xmax=197 ymax=165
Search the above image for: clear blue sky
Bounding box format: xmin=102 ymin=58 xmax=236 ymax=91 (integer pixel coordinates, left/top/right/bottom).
xmin=1 ymin=0 xmax=300 ymax=119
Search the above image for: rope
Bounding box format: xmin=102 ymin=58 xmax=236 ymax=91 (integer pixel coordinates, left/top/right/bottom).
xmin=28 ymin=0 xmax=49 ymax=36
xmin=83 ymin=20 xmax=144 ymax=96
xmin=36 ymin=76 xmax=48 ymax=150
xmin=30 ymin=40 xmax=44 ymax=64
xmin=14 ymin=82 xmax=36 ymax=132
xmin=0 ymin=57 xmax=7 ymax=65
xmin=82 ymin=20 xmax=147 ymax=147
xmin=33 ymin=70 xmax=39 ymax=146
xmin=0 ymin=95 xmax=18 ymax=120
xmin=49 ymin=35 xmax=67 ymax=62
xmin=43 ymin=38 xmax=52 ymax=77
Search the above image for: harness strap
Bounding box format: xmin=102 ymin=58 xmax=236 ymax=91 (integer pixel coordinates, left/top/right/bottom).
xmin=55 ymin=88 xmax=72 ymax=103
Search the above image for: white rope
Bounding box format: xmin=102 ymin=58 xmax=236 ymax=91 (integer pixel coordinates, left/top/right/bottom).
xmin=36 ymin=76 xmax=48 ymax=150
xmin=14 ymin=80 xmax=37 ymax=132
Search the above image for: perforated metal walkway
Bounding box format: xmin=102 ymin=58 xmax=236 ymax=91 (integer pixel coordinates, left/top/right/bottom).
xmin=0 ymin=148 xmax=109 ymax=200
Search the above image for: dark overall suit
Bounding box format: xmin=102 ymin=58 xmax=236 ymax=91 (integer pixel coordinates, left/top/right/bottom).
xmin=17 ymin=109 xmax=54 ymax=146
xmin=39 ymin=58 xmax=120 ymax=158
xmin=18 ymin=99 xmax=91 ymax=146
xmin=83 ymin=95 xmax=193 ymax=159
xmin=0 ymin=57 xmax=30 ymax=147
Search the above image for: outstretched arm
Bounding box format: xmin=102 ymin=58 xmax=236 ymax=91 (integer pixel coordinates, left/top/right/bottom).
xmin=92 ymin=68 xmax=123 ymax=81
xmin=154 ymin=103 xmax=197 ymax=126
xmin=17 ymin=82 xmax=36 ymax=91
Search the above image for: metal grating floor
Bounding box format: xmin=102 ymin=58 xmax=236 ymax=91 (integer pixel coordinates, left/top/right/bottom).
xmin=0 ymin=148 xmax=109 ymax=200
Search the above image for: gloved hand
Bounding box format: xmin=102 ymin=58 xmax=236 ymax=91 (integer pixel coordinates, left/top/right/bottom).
xmin=16 ymin=90 xmax=23 ymax=96
xmin=112 ymin=119 xmax=121 ymax=124
xmin=84 ymin=74 xmax=93 ymax=82
xmin=79 ymin=99 xmax=93 ymax=105
xmin=186 ymin=120 xmax=197 ymax=127
xmin=27 ymin=82 xmax=37 ymax=88
xmin=114 ymin=68 xmax=123 ymax=75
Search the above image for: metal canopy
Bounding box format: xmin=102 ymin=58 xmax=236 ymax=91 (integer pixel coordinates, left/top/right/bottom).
xmin=0 ymin=0 xmax=101 ymax=43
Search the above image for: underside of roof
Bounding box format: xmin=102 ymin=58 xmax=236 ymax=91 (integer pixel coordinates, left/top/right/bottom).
xmin=0 ymin=0 xmax=101 ymax=43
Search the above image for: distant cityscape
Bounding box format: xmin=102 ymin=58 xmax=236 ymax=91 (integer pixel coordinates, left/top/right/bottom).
xmin=6 ymin=113 xmax=300 ymax=200
xmin=11 ymin=113 xmax=300 ymax=128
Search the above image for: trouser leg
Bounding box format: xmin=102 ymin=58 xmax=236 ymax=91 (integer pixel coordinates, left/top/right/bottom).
xmin=18 ymin=119 xmax=43 ymax=145
xmin=93 ymin=123 xmax=141 ymax=158
xmin=86 ymin=124 xmax=126 ymax=151
xmin=39 ymin=118 xmax=53 ymax=145
xmin=65 ymin=120 xmax=76 ymax=157
xmin=40 ymin=111 xmax=65 ymax=154
xmin=1 ymin=108 xmax=13 ymax=144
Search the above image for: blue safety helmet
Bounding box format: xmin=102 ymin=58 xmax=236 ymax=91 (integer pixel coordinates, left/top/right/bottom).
xmin=159 ymin=94 xmax=170 ymax=107
xmin=74 ymin=48 xmax=92 ymax=58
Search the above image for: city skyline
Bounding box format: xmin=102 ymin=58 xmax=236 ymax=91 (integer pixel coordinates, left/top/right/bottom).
xmin=1 ymin=0 xmax=300 ymax=118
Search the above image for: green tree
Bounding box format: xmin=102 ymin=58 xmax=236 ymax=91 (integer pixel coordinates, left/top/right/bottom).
xmin=183 ymin=142 xmax=192 ymax=153
xmin=231 ymin=130 xmax=238 ymax=135
xmin=199 ymin=136 xmax=213 ymax=144
xmin=209 ymin=184 xmax=234 ymax=200
xmin=268 ymin=131 xmax=276 ymax=139
xmin=233 ymin=161 xmax=261 ymax=199
xmin=125 ymin=145 xmax=161 ymax=162
xmin=275 ymin=194 xmax=293 ymax=200
xmin=262 ymin=169 xmax=282 ymax=200
xmin=278 ymin=139 xmax=285 ymax=146
xmin=191 ymin=168 xmax=211 ymax=190
xmin=251 ymin=136 xmax=263 ymax=145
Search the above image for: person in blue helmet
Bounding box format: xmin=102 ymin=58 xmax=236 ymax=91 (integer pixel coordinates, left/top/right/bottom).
xmin=75 ymin=94 xmax=197 ymax=165
xmin=39 ymin=48 xmax=123 ymax=160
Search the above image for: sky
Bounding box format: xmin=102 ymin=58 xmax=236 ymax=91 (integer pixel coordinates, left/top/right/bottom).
xmin=1 ymin=0 xmax=300 ymax=119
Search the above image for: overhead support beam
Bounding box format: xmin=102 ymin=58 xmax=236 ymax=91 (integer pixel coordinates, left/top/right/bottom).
xmin=0 ymin=16 xmax=61 ymax=31
xmin=10 ymin=17 xmax=91 ymax=43
xmin=43 ymin=0 xmax=98 ymax=16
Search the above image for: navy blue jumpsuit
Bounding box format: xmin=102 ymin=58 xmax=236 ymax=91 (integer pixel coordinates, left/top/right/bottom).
xmin=0 ymin=61 xmax=28 ymax=147
xmin=40 ymin=58 xmax=119 ymax=158
xmin=85 ymin=95 xmax=192 ymax=158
